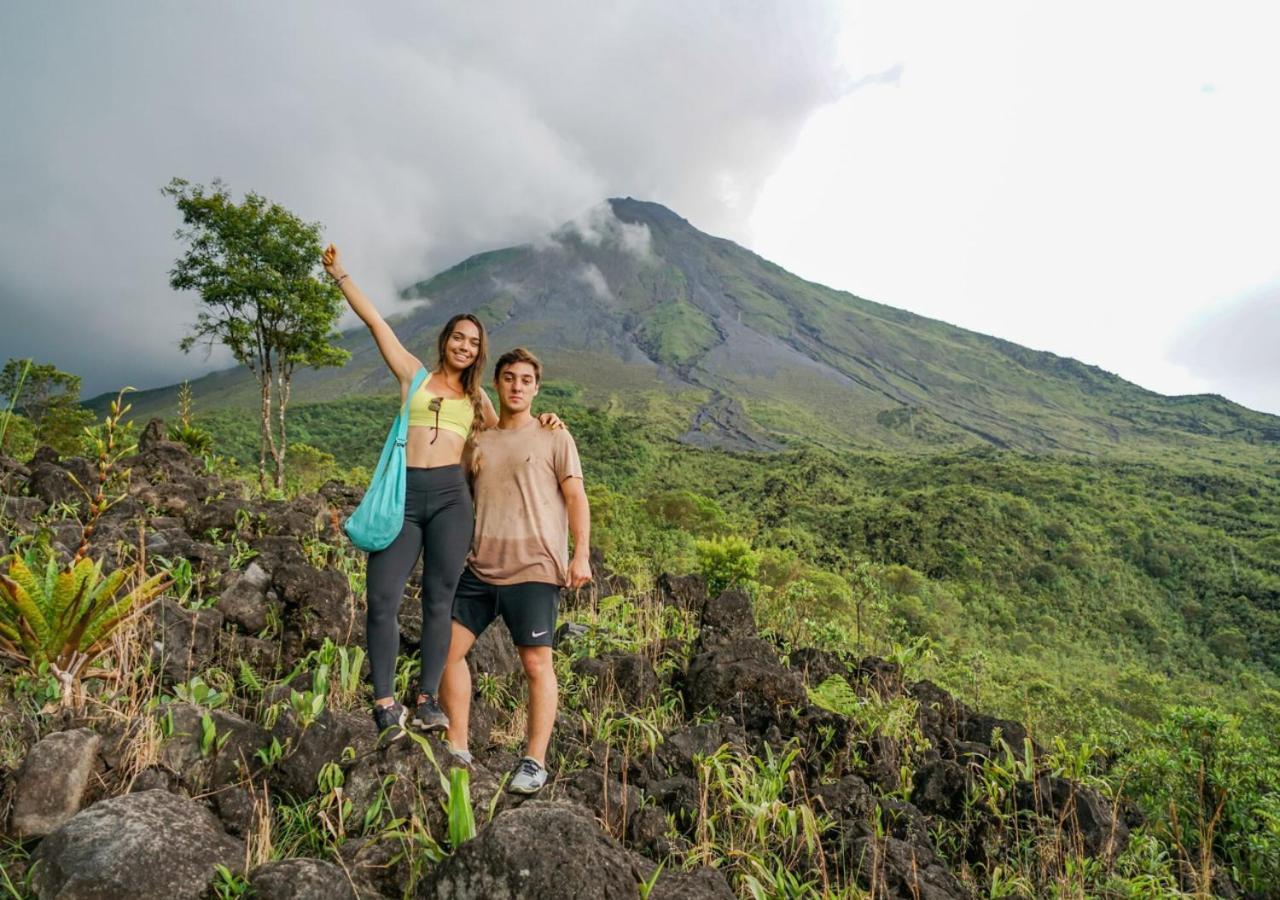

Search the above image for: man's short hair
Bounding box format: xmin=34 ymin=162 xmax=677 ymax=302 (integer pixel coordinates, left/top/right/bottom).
xmin=493 ymin=347 xmax=543 ymax=384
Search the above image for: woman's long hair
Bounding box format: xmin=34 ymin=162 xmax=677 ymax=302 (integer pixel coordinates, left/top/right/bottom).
xmin=435 ymin=312 xmax=488 ymax=436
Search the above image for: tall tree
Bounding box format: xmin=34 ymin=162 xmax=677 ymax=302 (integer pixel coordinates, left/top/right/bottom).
xmin=163 ymin=178 xmax=349 ymax=489
xmin=0 ymin=358 xmax=95 ymax=457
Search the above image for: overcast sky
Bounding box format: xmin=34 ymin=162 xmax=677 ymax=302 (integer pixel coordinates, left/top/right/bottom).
xmin=2 ymin=2 xmax=1277 ymax=415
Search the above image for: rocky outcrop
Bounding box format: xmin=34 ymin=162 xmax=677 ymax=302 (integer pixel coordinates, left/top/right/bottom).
xmin=249 ymin=858 xmax=360 ymax=900
xmin=9 ymin=729 xmax=101 ymax=838
xmin=31 ymin=789 xmax=244 ymax=899
xmin=420 ymin=801 xmax=644 ymax=899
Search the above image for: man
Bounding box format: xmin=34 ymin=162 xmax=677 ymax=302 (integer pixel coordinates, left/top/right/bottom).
xmin=439 ymin=347 xmax=592 ymax=794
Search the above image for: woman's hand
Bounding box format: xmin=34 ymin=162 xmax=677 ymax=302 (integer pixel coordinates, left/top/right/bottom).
xmin=322 ymin=243 xmax=345 ymax=280
xmin=538 ymin=412 xmax=566 ymax=431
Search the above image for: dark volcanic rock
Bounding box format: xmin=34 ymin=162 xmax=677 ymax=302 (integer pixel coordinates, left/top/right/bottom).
xmin=32 ymin=789 xmax=244 ymax=900
xmin=683 ymin=636 xmax=805 ymax=726
xmin=847 ymin=834 xmax=966 ymax=900
xmin=27 ymin=461 xmax=82 ymax=509
xmin=274 ymin=562 xmax=363 ymax=660
xmin=154 ymin=599 xmax=224 ymax=683
xmin=553 ymin=768 xmax=643 ymax=835
xmin=812 ymin=773 xmax=877 ymax=832
xmin=9 ymin=728 xmax=101 ymax=838
xmin=250 ymin=859 xmax=358 ymax=899
xmin=912 ymin=758 xmax=972 ymax=821
xmin=419 ymin=801 xmax=642 ymax=899
xmin=654 ymin=721 xmax=749 ymax=779
xmin=1 ymin=495 xmax=46 ymax=531
xmin=698 ymin=587 xmax=756 ymax=642
xmin=157 ymin=703 xmax=268 ymax=790
xmin=271 ymin=708 xmax=377 ymax=801
xmin=216 ymin=561 xmax=272 ymax=633
xmin=651 ymin=866 xmax=736 ymax=900
xmin=961 ymin=711 xmax=1032 ymax=758
xmin=656 ymin=571 xmax=708 ymax=613
xmin=572 ymin=650 xmax=660 ymax=707
xmin=1015 ymin=775 xmax=1130 ymax=861
xmin=469 ymin=620 xmax=522 ymax=678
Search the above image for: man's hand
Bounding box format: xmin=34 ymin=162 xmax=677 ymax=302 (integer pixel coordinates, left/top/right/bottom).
xmin=567 ymin=553 xmax=592 ymax=589
xmin=538 ymin=412 xmax=566 ymax=430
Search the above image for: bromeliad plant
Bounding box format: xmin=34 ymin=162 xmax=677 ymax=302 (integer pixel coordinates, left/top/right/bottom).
xmin=0 ymin=547 xmax=169 ymax=702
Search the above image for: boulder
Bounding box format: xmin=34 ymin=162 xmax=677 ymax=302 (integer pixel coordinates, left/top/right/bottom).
xmin=1015 ymin=776 xmax=1130 ymax=861
xmin=31 ymin=789 xmax=244 ymax=900
xmin=697 ymin=587 xmax=756 ymax=643
xmin=213 ymin=785 xmax=256 ymax=837
xmin=656 ymin=572 xmax=708 ymax=613
xmin=469 ymin=622 xmax=523 ymax=679
xmin=846 ymin=834 xmax=966 ymax=900
xmin=812 ymin=773 xmax=877 ymax=832
xmin=26 ymin=462 xmax=82 ymax=509
xmin=912 ymin=758 xmax=972 ymax=821
xmin=153 ymin=599 xmax=224 ymax=683
xmin=572 ymin=650 xmax=660 ymax=707
xmin=683 ymin=637 xmax=806 ymax=727
xmin=961 ymin=711 xmax=1032 ymax=758
xmin=1 ymin=495 xmax=47 ymax=532
xmin=138 ymin=418 xmax=165 ymax=451
xmin=270 ymin=708 xmax=377 ymax=801
xmin=274 ymin=562 xmax=363 ymax=660
xmin=157 ymin=702 xmax=268 ymax=790
xmin=9 ymin=728 xmax=101 ymax=838
xmin=653 ymin=722 xmax=748 ymax=780
xmin=250 ymin=858 xmax=358 ymax=900
xmin=419 ymin=801 xmax=643 ymax=899
xmin=121 ymin=439 xmax=202 ymax=482
xmin=183 ymin=496 xmax=250 ymax=540
xmin=217 ymin=561 xmax=273 ymax=634
xmin=651 ymin=866 xmax=736 ymax=900
xmin=250 ymin=535 xmax=309 ymax=572
xmin=552 ymin=768 xmax=643 ymax=836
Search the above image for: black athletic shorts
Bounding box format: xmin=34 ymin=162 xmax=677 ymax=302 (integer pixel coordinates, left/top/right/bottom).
xmin=451 ymin=567 xmax=560 ymax=648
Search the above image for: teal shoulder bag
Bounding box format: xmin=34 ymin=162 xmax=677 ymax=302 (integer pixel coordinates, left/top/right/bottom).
xmin=344 ymin=367 xmax=429 ymax=552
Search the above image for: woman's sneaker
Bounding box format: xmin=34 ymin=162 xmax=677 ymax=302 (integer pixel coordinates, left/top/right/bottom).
xmin=507 ymin=757 xmax=548 ymax=794
xmin=372 ymin=701 xmax=408 ymax=746
xmin=412 ymin=693 xmax=450 ymax=732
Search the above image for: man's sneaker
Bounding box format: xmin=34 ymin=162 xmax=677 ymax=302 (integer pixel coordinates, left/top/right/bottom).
xmin=507 ymin=757 xmax=548 ymax=795
xmin=372 ymin=701 xmax=408 ymax=745
xmin=444 ymin=740 xmax=474 ymax=767
xmin=411 ymin=693 xmax=450 ymax=732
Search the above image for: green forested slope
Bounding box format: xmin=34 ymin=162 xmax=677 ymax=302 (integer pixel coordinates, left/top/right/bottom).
xmin=195 ymin=385 xmax=1280 ymax=745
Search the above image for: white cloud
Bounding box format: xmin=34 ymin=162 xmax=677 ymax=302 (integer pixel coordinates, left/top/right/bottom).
xmin=0 ymin=1 xmax=846 ymax=395
xmin=575 ymin=263 xmax=613 ymax=301
xmin=749 ymin=0 xmax=1280 ymax=414
xmin=558 ymin=202 xmax=653 ymax=260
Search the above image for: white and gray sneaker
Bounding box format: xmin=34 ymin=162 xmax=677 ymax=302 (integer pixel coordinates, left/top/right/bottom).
xmin=507 ymin=756 xmax=548 ymax=794
xmin=444 ymin=740 xmax=474 ymax=767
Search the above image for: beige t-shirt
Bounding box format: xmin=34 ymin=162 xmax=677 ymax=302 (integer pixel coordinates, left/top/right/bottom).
xmin=467 ymin=420 xmax=583 ymax=586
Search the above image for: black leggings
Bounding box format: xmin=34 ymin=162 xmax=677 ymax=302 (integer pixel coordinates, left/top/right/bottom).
xmin=366 ymin=465 xmax=473 ymax=700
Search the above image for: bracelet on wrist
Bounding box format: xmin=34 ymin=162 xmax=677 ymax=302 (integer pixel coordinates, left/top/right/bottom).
xmin=334 ymin=273 xmax=350 ymax=285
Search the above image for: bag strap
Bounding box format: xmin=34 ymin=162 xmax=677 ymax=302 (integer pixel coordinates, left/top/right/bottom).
xmin=394 ymin=368 xmax=430 ymax=448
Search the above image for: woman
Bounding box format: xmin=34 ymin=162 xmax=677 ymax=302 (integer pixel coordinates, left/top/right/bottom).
xmin=322 ymin=243 xmax=562 ymax=741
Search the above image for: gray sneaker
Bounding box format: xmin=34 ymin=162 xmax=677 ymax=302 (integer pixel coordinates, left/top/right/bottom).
xmin=444 ymin=740 xmax=474 ymax=767
xmin=412 ymin=693 xmax=450 ymax=732
xmin=507 ymin=757 xmax=547 ymax=794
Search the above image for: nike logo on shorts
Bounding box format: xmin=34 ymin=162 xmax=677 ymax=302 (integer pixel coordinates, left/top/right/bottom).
xmin=532 ymin=629 xmax=548 ymax=638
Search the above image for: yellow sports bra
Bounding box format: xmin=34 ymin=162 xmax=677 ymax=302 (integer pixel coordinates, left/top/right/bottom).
xmin=407 ymin=385 xmax=474 ymax=439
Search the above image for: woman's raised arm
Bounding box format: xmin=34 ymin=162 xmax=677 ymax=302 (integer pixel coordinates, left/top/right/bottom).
xmin=323 ymin=244 xmax=419 ymax=385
